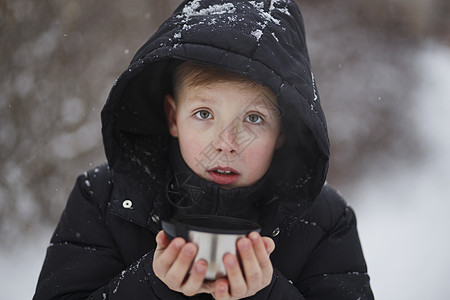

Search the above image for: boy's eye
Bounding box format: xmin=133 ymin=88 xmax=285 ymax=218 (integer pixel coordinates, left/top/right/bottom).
xmin=194 ymin=110 xmax=212 ymax=120
xmin=246 ymin=114 xmax=263 ymax=124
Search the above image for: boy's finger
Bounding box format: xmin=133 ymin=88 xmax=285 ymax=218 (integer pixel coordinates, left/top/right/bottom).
xmin=180 ymin=259 xmax=208 ymax=296
xmin=249 ymin=233 xmax=274 ymax=262
xmin=236 ymin=237 xmax=262 ymax=294
xmin=201 ymin=279 xmax=216 ymax=293
xmin=249 ymin=232 xmax=273 ymax=285
xmin=155 ymin=230 xmax=170 ymax=250
xmin=223 ymin=252 xmax=247 ymax=297
xmin=164 ymin=242 xmax=198 ymax=287
xmin=262 ymin=237 xmax=274 ymax=253
xmin=213 ymin=278 xmax=230 ymax=299
xmin=249 ymin=232 xmax=268 ymax=259
xmin=261 ymin=236 xmax=275 ymax=254
xmin=153 ymin=237 xmax=185 ymax=277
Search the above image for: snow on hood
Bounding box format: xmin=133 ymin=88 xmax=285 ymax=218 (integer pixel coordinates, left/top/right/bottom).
xmin=101 ymin=0 xmax=330 ymax=217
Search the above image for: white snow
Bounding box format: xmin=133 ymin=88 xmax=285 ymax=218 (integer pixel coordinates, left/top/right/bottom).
xmin=249 ymin=1 xmax=264 ymax=11
xmin=1 ymin=42 xmax=449 ymax=300
xmin=177 ymin=1 xmax=236 ymax=19
xmin=271 ymin=32 xmax=279 ymax=42
xmin=248 ymin=0 xmax=290 ymax=41
xmin=311 ymin=72 xmax=318 ymax=101
xmin=173 ymin=2 xmax=236 ymax=41
xmin=172 ymin=1 xmax=290 ymax=43
xmin=251 ymin=29 xmax=264 ymax=41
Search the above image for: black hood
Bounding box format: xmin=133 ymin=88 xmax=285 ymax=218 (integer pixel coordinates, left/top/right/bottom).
xmin=101 ymin=0 xmax=330 ymax=226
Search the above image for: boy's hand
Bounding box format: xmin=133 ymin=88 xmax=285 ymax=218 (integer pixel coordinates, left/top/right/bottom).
xmin=153 ymin=231 xmax=211 ymax=296
xmin=153 ymin=231 xmax=275 ymax=299
xmin=209 ymin=232 xmax=275 ymax=300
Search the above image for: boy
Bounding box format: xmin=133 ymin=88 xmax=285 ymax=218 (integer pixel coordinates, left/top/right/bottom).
xmin=34 ymin=1 xmax=374 ymax=299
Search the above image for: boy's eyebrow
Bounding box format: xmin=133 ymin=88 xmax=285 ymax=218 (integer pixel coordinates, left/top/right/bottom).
xmin=246 ymin=94 xmax=280 ymax=114
xmin=245 ymin=104 xmax=277 ymax=118
xmin=185 ymin=95 xmax=218 ymax=104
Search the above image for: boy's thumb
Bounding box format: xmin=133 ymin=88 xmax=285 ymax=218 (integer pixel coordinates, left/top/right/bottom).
xmin=262 ymin=237 xmax=275 ymax=254
xmin=155 ymin=230 xmax=170 ymax=250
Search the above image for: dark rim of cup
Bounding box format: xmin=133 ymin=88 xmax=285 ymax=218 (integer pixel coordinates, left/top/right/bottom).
xmin=162 ymin=215 xmax=261 ymax=240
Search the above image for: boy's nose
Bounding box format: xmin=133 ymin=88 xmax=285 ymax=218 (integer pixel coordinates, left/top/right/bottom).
xmin=214 ymin=122 xmax=240 ymax=154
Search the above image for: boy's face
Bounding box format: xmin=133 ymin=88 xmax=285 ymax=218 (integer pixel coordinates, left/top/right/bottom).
xmin=164 ymin=80 xmax=284 ymax=189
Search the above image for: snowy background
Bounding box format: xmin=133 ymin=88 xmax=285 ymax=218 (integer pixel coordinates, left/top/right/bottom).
xmin=351 ymin=43 xmax=450 ymax=300
xmin=1 ymin=1 xmax=450 ymax=299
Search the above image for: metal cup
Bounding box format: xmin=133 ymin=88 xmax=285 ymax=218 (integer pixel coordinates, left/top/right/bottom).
xmin=162 ymin=215 xmax=261 ymax=280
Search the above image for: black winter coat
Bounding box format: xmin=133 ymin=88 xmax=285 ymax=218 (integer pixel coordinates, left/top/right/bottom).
xmin=34 ymin=1 xmax=374 ymax=299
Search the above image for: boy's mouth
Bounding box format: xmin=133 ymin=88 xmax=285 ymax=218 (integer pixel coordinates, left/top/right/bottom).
xmin=208 ymin=167 xmax=240 ymax=185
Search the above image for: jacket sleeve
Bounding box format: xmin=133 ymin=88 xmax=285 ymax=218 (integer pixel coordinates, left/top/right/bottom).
xmin=32 ymin=173 xmax=188 ymax=300
xmin=294 ymin=197 xmax=374 ymax=299
xmin=252 ymin=188 xmax=374 ymax=300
